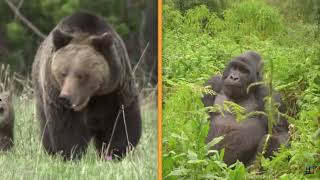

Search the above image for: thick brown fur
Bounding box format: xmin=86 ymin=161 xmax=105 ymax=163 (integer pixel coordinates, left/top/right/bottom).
xmin=203 ymin=51 xmax=289 ymax=166
xmin=0 ymin=92 xmax=14 ymax=151
xmin=32 ymin=12 xmax=141 ymax=160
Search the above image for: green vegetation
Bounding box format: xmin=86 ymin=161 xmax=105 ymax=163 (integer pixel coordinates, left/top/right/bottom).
xmin=163 ymin=0 xmax=320 ymax=179
xmin=0 ymin=95 xmax=157 ymax=179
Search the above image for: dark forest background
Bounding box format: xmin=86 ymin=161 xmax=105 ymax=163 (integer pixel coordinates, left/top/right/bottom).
xmin=0 ymin=0 xmax=158 ymax=87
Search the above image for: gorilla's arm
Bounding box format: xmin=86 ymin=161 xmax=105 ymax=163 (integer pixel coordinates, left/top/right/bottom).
xmin=257 ymin=87 xmax=289 ymax=132
xmin=272 ymin=93 xmax=289 ymax=133
xmin=256 ymin=87 xmax=289 ymax=157
xmin=202 ymin=75 xmax=223 ymax=107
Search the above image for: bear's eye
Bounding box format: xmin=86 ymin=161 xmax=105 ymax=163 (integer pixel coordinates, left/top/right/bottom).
xmin=61 ymin=72 xmax=67 ymax=77
xmin=78 ymin=74 xmax=89 ymax=81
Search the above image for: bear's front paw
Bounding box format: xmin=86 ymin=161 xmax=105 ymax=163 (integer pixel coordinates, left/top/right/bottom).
xmin=105 ymin=155 xmax=113 ymax=161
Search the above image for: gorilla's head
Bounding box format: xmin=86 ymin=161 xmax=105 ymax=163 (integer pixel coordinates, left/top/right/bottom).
xmin=222 ymin=51 xmax=264 ymax=99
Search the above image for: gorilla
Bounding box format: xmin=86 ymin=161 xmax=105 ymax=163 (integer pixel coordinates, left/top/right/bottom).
xmin=202 ymin=51 xmax=289 ymax=166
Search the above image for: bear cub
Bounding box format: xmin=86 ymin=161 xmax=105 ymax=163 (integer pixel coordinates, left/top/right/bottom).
xmin=0 ymin=92 xmax=14 ymax=151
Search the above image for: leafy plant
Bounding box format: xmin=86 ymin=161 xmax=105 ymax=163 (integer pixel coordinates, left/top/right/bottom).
xmin=163 ymin=0 xmax=320 ymax=179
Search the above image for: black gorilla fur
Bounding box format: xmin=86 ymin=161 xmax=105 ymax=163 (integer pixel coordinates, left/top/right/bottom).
xmin=202 ymin=51 xmax=289 ymax=166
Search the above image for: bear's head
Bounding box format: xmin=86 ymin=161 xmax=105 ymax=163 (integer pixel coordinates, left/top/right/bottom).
xmin=51 ymin=29 xmax=120 ymax=111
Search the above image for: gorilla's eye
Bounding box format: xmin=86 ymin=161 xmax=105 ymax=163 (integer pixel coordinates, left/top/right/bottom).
xmin=241 ymin=68 xmax=250 ymax=74
xmin=236 ymin=66 xmax=249 ymax=74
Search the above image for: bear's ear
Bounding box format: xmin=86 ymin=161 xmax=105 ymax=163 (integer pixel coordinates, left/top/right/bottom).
xmin=52 ymin=29 xmax=73 ymax=50
xmin=91 ymin=32 xmax=113 ymax=51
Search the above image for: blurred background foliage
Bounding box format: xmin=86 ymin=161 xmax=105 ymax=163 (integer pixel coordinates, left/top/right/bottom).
xmin=0 ymin=0 xmax=158 ymax=86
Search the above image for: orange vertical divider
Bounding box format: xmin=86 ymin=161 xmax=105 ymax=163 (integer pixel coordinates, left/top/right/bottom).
xmin=157 ymin=0 xmax=163 ymax=179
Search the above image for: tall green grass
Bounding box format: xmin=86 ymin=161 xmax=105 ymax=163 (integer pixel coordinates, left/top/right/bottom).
xmin=0 ymin=94 xmax=157 ymax=179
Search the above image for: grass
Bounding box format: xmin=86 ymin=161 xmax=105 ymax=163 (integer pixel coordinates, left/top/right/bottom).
xmin=0 ymin=93 xmax=157 ymax=180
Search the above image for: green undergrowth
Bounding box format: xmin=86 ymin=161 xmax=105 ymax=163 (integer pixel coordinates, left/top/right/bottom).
xmin=163 ymin=0 xmax=320 ymax=179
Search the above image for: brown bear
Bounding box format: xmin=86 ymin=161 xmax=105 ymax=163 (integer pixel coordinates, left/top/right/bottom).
xmin=32 ymin=12 xmax=142 ymax=160
xmin=0 ymin=91 xmax=14 ymax=151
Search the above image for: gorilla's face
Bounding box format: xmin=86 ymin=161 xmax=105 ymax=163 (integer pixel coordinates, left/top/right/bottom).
xmin=221 ymin=51 xmax=263 ymax=100
xmin=222 ymin=61 xmax=253 ymax=99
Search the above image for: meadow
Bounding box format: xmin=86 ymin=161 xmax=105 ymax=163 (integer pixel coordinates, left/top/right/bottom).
xmin=162 ymin=0 xmax=320 ymax=179
xmin=0 ymin=86 xmax=157 ymax=179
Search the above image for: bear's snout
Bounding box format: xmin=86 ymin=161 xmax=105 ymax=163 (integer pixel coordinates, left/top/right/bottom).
xmin=59 ymin=94 xmax=71 ymax=108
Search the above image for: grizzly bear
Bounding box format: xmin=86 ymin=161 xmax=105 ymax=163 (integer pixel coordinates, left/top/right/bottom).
xmin=32 ymin=12 xmax=141 ymax=160
xmin=0 ymin=91 xmax=14 ymax=151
